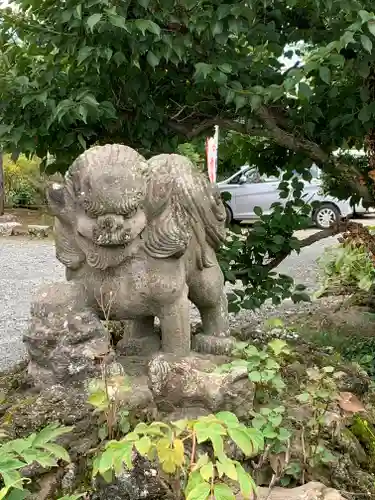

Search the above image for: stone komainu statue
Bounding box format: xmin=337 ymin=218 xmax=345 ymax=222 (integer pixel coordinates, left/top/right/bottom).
xmin=46 ymin=144 xmax=230 ymax=356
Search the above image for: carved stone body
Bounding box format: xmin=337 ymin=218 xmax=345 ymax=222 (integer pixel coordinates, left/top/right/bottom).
xmin=47 ymin=144 xmax=230 ymax=356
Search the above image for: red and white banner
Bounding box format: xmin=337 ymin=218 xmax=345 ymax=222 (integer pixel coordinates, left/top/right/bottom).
xmin=206 ymin=125 xmax=219 ymax=183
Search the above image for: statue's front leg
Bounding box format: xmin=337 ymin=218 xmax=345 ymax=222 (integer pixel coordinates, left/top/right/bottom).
xmin=158 ymin=286 xmax=190 ymax=356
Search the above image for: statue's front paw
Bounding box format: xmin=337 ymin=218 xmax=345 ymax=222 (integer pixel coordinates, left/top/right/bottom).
xmin=192 ymin=333 xmax=236 ymax=355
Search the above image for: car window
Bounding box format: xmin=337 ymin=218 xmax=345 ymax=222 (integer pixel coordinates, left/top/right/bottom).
xmin=246 ymin=170 xmax=262 ymax=183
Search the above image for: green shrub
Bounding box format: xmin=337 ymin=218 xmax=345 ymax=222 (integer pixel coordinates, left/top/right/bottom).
xmin=316 ymin=242 xmax=375 ymax=297
xmin=92 ymin=341 xmax=342 ymax=498
xmin=0 ymin=423 xmax=73 ymax=498
xmin=3 ymin=154 xmax=46 ymax=207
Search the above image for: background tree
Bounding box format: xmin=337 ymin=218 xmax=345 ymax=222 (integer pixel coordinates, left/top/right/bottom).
xmin=0 ymin=0 xmax=373 ymax=196
xmin=2 ymin=0 xmax=375 ymax=309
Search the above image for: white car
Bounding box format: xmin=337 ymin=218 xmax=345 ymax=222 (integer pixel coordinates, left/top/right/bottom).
xmin=217 ymin=165 xmax=360 ymax=229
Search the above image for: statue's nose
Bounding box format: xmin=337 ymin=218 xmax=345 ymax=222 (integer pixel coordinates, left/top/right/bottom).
xmin=97 ymin=214 xmax=123 ymax=230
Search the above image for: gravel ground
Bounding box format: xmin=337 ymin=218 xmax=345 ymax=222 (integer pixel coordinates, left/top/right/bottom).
xmin=0 ymin=234 xmax=340 ymax=370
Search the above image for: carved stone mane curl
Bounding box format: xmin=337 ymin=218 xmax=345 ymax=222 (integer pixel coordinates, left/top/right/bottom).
xmin=144 ymin=154 xmax=226 ymax=269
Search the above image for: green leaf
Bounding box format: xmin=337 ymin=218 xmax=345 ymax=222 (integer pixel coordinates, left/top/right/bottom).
xmin=0 ymin=125 xmax=12 ymax=137
xmin=213 ymin=483 xmax=236 ymax=500
xmin=296 ymin=392 xmax=310 ymax=403
xmin=38 ymin=443 xmax=70 ymax=463
xmin=248 ymin=371 xmax=261 ymax=383
xmin=361 ymin=34 xmax=373 ymax=53
xmin=186 ymin=481 xmax=211 ymax=500
xmin=5 ymin=489 xmax=29 ymax=500
xmin=134 ymin=19 xmax=160 ymax=36
xmin=98 ymin=450 xmax=114 ymax=474
xmin=194 ymin=63 xmax=213 ymax=79
xmin=262 ymin=426 xmax=278 ymax=439
xmin=216 ymin=456 xmax=237 ymax=480
xmin=107 ymin=13 xmax=129 ymax=31
xmin=298 ymin=82 xmax=313 ymax=100
xmin=77 ymin=46 xmax=93 ymax=65
xmin=23 ymin=450 xmax=57 ymax=468
xmin=1 ymin=469 xmax=21 ymax=487
xmin=268 ymin=339 xmax=288 ymax=356
xmin=228 ymin=426 xmax=262 ymax=456
xmin=319 ymin=66 xmax=331 ymax=84
xmin=358 ymin=105 xmax=371 ymax=123
xmin=146 ymin=51 xmax=160 ymax=68
xmin=98 ymin=424 xmax=108 ymax=441
xmin=253 ymin=206 xmax=262 ymax=216
xmin=250 ymin=94 xmax=262 ymax=110
xmin=0 ymin=458 xmax=26 ymax=471
xmin=135 ymin=436 xmax=152 ymax=455
xmin=368 ymin=20 xmax=375 ymax=37
xmin=359 ymin=10 xmax=372 ymax=23
xmin=199 ymin=462 xmax=214 ymax=481
xmin=236 ymin=463 xmax=256 ymax=499
xmin=218 ymin=63 xmax=232 ymax=74
xmin=87 ymin=390 xmax=108 ymax=409
xmin=113 ymin=51 xmax=127 ymax=66
xmin=86 ymin=13 xmax=102 ymax=32
xmin=215 ymin=412 xmax=239 ymax=428
xmin=235 ymin=95 xmax=246 ymax=110
xmin=32 ymin=424 xmax=73 ymax=447
xmin=278 ymin=428 xmax=292 ymax=441
xmin=137 ymin=0 xmax=150 ymax=8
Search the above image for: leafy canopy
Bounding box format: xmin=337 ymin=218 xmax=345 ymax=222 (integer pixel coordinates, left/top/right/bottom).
xmin=0 ymin=0 xmax=375 ymax=196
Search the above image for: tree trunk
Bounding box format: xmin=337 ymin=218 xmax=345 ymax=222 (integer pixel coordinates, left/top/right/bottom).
xmin=0 ymin=152 xmax=4 ymax=216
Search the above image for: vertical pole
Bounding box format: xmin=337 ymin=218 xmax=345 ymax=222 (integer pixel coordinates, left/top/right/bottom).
xmin=206 ymin=125 xmax=219 ymax=183
xmin=0 ymin=152 xmax=4 ymax=216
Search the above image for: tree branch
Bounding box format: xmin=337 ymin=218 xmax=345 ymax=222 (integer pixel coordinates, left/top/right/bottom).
xmin=234 ymin=220 xmax=349 ymax=278
xmin=167 ymin=117 xmax=268 ymax=140
xmin=168 ymin=106 xmax=372 ymax=203
xmin=264 ymin=220 xmax=349 ymax=272
xmin=255 ymin=106 xmax=328 ymax=164
xmin=254 ymin=106 xmax=372 ymax=203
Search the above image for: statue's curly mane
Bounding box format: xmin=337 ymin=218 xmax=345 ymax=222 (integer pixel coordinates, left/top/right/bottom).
xmin=144 ymin=154 xmax=226 ymax=269
xmin=48 ymin=145 xmax=226 ymax=271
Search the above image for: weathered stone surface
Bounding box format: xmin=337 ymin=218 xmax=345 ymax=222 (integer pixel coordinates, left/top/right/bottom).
xmin=0 ymin=213 xmax=20 ymax=223
xmin=0 ymin=221 xmax=21 ymax=235
xmin=238 ymin=482 xmax=345 ymax=499
xmin=91 ymin=452 xmax=166 ymax=500
xmin=23 ymin=282 xmax=112 ymax=387
xmin=148 ymin=353 xmax=255 ymax=418
xmin=42 ymin=144 xmax=229 ymax=361
xmin=27 ymin=224 xmax=51 ymax=237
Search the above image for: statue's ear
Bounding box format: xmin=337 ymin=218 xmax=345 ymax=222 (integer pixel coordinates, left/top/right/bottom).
xmin=46 ymin=182 xmax=67 ymax=216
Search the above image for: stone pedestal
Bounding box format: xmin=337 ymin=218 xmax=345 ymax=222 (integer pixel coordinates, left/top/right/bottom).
xmin=23 ymin=283 xmax=112 ymax=388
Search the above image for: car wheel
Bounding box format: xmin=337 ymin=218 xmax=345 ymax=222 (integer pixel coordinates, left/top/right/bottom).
xmin=313 ymin=203 xmax=341 ymax=229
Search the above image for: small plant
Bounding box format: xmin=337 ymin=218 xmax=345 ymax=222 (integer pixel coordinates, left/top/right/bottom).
xmin=250 ymin=405 xmax=291 ymax=454
xmin=87 ymin=362 xmax=131 ymax=441
xmin=94 ymin=412 xmax=264 ymax=499
xmin=0 ymin=423 xmax=72 ymax=499
xmin=294 ymin=366 xmax=338 ymax=481
xmin=217 ymin=339 xmax=290 ymax=400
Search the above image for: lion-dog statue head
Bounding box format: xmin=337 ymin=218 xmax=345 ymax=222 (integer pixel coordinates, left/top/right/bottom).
xmin=47 ymin=144 xmax=227 ymax=272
